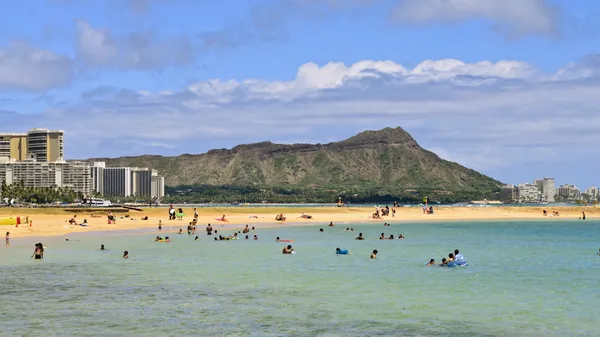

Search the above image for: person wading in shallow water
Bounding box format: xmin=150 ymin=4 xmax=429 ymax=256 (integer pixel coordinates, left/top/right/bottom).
xmin=31 ymin=243 xmax=44 ymax=259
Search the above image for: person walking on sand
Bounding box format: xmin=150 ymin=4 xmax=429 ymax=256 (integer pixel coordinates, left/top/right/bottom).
xmin=5 ymin=232 xmax=10 ymax=247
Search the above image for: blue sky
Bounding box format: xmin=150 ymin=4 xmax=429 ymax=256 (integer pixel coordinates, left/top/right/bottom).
xmin=1 ymin=0 xmax=600 ymax=189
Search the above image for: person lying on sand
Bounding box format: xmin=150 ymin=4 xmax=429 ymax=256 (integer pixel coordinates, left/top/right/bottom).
xmin=275 ymin=214 xmax=286 ymax=221
xmin=68 ymin=215 xmax=78 ymax=225
xmin=300 ymin=213 xmax=313 ymax=219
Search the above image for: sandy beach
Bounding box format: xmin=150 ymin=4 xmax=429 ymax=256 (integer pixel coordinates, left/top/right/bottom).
xmin=0 ymin=205 xmax=595 ymax=238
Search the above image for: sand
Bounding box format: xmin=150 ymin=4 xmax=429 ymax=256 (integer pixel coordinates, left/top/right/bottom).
xmin=0 ymin=205 xmax=595 ymax=238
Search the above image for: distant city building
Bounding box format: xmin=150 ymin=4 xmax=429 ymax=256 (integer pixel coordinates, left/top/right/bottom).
xmin=90 ymin=162 xmax=105 ymax=196
xmin=533 ymin=177 xmax=555 ymax=202
xmin=26 ymin=128 xmax=64 ymax=162
xmin=0 ymin=133 xmax=28 ymax=161
xmin=103 ymin=167 xmax=133 ymax=197
xmin=0 ymin=158 xmax=92 ymax=195
xmin=557 ymin=184 xmax=580 ymax=201
xmin=517 ymin=183 xmax=540 ymax=202
xmin=91 ymin=162 xmax=164 ymax=199
xmin=0 ymin=128 xmax=64 ymax=162
xmin=585 ymin=186 xmax=598 ymax=201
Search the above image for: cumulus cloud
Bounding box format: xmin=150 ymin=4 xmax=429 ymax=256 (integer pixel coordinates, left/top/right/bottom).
xmin=75 ymin=20 xmax=196 ymax=70
xmin=0 ymin=41 xmax=73 ymax=92
xmin=15 ymin=54 xmax=598 ymax=185
xmin=392 ymin=0 xmax=559 ymax=37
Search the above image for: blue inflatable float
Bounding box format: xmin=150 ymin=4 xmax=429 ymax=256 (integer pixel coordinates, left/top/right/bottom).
xmin=445 ymin=260 xmax=468 ymax=267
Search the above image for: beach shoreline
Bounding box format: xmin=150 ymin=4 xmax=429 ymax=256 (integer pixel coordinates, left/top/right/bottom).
xmin=1 ymin=205 xmax=595 ymax=239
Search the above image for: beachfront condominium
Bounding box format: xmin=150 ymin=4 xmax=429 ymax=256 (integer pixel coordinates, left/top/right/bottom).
xmin=517 ymin=183 xmax=540 ymax=202
xmin=27 ymin=128 xmax=64 ymax=162
xmin=0 ymin=128 xmax=64 ymax=162
xmin=0 ymin=158 xmax=92 ymax=195
xmin=93 ymin=163 xmax=165 ymax=199
xmin=0 ymin=133 xmax=28 ymax=161
xmin=103 ymin=167 xmax=133 ymax=197
xmin=533 ymin=177 xmax=555 ymax=203
xmin=91 ymin=162 xmax=106 ymax=196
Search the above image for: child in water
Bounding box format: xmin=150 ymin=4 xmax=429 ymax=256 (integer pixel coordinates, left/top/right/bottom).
xmin=427 ymin=259 xmax=435 ymax=266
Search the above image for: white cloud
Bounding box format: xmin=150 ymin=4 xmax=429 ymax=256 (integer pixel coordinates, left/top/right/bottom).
xmin=392 ymin=0 xmax=559 ymax=37
xmin=75 ymin=20 xmax=196 ymax=70
xmin=0 ymin=41 xmax=73 ymax=92
xmin=11 ymin=54 xmax=600 ymax=185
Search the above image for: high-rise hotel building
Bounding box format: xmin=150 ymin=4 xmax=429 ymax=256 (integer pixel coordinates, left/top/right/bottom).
xmin=0 ymin=128 xmax=64 ymax=162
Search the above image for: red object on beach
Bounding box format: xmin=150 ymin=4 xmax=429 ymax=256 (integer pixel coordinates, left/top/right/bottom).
xmin=16 ymin=217 xmax=21 ymax=225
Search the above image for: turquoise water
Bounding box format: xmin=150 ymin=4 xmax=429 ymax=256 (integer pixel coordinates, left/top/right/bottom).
xmin=1 ymin=220 xmax=599 ymax=336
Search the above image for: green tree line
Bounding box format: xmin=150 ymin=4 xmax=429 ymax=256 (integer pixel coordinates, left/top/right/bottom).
xmin=0 ymin=180 xmax=82 ymax=204
xmin=161 ymin=184 xmax=504 ymax=204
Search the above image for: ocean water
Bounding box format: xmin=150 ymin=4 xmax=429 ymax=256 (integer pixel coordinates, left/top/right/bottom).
xmin=1 ymin=220 xmax=599 ymax=336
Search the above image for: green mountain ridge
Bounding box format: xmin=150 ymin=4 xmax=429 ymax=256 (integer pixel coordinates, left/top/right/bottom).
xmin=86 ymin=127 xmax=503 ymax=195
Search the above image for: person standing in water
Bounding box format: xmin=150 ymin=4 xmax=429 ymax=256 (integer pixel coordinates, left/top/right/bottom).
xmin=370 ymin=250 xmax=378 ymax=259
xmin=158 ymin=220 xmax=162 ymax=231
xmin=100 ymin=244 xmax=106 ymax=251
xmin=5 ymin=231 xmax=9 ymax=247
xmin=31 ymin=243 xmax=43 ymax=259
xmin=123 ymin=251 xmax=129 ymax=258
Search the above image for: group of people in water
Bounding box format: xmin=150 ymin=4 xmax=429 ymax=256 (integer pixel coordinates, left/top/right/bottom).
xmin=426 ymin=249 xmax=467 ymax=267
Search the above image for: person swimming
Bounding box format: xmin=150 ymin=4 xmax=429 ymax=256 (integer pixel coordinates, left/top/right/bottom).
xmin=336 ymin=247 xmax=349 ymax=255
xmin=356 ymin=233 xmax=365 ymax=240
xmin=398 ymin=234 xmax=405 ymax=239
xmin=379 ymin=233 xmax=385 ymax=240
xmin=282 ymin=245 xmax=294 ymax=254
xmin=276 ymin=237 xmax=280 ymax=242
xmin=448 ymin=253 xmax=455 ymax=262
xmin=370 ymin=250 xmax=378 ymax=259
xmin=100 ymin=244 xmax=105 ymax=251
xmin=165 ymin=236 xmax=171 ymax=242
xmin=454 ymin=249 xmax=464 ymax=261
xmin=253 ymin=235 xmax=258 ymax=240
xmin=427 ymin=258 xmax=435 ymax=266
xmin=440 ymin=258 xmax=447 ymax=266
xmin=328 ymin=222 xmax=335 ymax=227
xmin=194 ymin=236 xmax=199 ymax=241
xmin=123 ymin=251 xmax=129 ymax=258
xmin=388 ymin=235 xmax=394 ymax=240
xmin=319 ymin=228 xmax=324 ymax=232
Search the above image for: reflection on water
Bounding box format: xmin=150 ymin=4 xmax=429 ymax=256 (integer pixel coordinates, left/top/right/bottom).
xmin=1 ymin=220 xmax=599 ymax=336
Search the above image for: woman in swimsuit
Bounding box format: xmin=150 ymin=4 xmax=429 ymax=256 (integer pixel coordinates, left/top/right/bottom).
xmin=31 ymin=243 xmax=43 ymax=259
